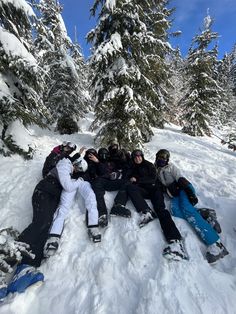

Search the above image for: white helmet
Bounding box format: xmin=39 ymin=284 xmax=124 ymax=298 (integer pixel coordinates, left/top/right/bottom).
xmin=73 ymin=157 xmax=88 ymax=172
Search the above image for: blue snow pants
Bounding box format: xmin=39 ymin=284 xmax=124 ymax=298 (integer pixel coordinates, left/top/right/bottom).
xmin=171 ymin=186 xmax=219 ymax=245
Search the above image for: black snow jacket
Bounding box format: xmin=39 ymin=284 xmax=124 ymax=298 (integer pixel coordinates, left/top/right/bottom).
xmin=128 ymin=159 xmax=157 ymax=188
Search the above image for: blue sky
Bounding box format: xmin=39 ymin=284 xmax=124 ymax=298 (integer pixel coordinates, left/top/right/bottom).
xmin=60 ymin=0 xmax=236 ymax=59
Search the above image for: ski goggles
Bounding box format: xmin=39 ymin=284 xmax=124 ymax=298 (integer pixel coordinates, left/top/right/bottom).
xmin=110 ymin=144 xmax=118 ymax=150
xmin=156 ymin=153 xmax=168 ymax=160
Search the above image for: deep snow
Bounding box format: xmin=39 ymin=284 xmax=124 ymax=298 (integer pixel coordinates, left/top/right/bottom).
xmin=0 ymin=117 xmax=236 ymax=314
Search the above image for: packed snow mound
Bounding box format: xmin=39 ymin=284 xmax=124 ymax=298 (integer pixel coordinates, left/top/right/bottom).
xmin=0 ymin=123 xmax=236 ymax=314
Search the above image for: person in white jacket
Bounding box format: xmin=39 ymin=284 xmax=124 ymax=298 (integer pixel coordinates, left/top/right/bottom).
xmin=44 ymin=158 xmax=101 ymax=258
xmin=7 ymin=157 xmax=98 ymax=295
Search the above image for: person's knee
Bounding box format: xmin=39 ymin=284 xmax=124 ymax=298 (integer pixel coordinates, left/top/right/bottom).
xmin=92 ymin=178 xmax=105 ymax=190
xmin=127 ymin=183 xmax=138 ymax=193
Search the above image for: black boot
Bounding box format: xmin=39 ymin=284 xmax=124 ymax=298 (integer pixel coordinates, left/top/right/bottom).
xmin=98 ymin=214 xmax=108 ymax=228
xmin=110 ymin=204 xmax=131 ymax=218
xmin=88 ymin=227 xmax=101 ymax=243
xmin=198 ymin=208 xmax=222 ymax=234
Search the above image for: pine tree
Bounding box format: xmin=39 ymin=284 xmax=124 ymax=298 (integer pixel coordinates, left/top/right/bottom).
xmin=217 ymin=53 xmax=236 ymax=125
xmin=180 ymin=13 xmax=221 ymax=136
xmin=71 ymin=40 xmax=91 ymax=111
xmin=0 ymin=0 xmax=48 ymax=157
xmin=0 ymin=0 xmax=49 ymax=155
xmin=229 ymin=44 xmax=236 ymax=96
xmin=88 ymin=0 xmax=173 ymax=149
xmin=33 ymin=0 xmax=88 ymax=133
xmin=167 ymin=47 xmax=185 ymax=125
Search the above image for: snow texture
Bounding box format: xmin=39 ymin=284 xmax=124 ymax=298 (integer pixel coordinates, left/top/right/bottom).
xmin=0 ymin=27 xmax=37 ymax=67
xmin=0 ymin=119 xmax=236 ymax=313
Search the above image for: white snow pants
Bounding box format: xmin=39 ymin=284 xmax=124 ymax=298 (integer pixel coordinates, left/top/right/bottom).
xmin=49 ymin=180 xmax=99 ymax=236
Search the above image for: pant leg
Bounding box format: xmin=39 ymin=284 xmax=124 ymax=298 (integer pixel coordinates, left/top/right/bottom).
xmin=126 ymin=184 xmax=150 ymax=213
xmin=91 ymin=178 xmax=108 ymax=217
xmin=150 ymin=181 xmax=166 ymax=212
xmin=179 ymin=190 xmax=219 ymax=245
xmin=171 ymin=196 xmax=185 ymax=219
xmin=150 ymin=186 xmax=182 ymax=242
xmin=92 ymin=178 xmax=126 ymax=216
xmin=19 ymin=189 xmax=61 ymax=267
xmin=113 ymin=181 xmax=130 ymax=206
xmin=77 ymin=181 xmax=98 ymax=227
xmin=49 ymin=190 xmax=76 ymax=236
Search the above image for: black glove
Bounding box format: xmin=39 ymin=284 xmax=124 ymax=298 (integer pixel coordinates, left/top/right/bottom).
xmin=109 ymin=171 xmax=122 ymax=180
xmin=69 ymin=153 xmax=81 ymax=163
xmin=185 ymin=187 xmax=198 ymax=206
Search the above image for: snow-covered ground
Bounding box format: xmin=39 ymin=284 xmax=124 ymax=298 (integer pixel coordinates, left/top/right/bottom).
xmin=0 ymin=118 xmax=236 ymax=314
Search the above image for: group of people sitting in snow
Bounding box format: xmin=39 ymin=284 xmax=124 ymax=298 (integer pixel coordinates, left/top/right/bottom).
xmin=0 ymin=140 xmax=229 ymax=300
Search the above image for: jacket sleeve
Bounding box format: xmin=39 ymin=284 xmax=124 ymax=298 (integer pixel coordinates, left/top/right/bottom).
xmin=170 ymin=163 xmax=182 ymax=182
xmin=42 ymin=151 xmax=67 ymax=178
xmin=56 ymin=159 xmax=82 ymax=192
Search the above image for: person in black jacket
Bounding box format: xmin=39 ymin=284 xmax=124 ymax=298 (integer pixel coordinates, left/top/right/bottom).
xmin=91 ymin=147 xmax=131 ymax=227
xmin=126 ymin=149 xmax=187 ymax=260
xmin=42 ymin=141 xmax=82 ymax=178
xmin=108 ymin=140 xmax=131 ymax=177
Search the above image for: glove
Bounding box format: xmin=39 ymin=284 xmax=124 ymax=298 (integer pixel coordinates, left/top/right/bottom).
xmin=70 ymin=152 xmax=81 ymax=163
xmin=110 ymin=171 xmax=122 ymax=180
xmin=44 ymin=236 xmax=60 ymax=258
xmin=110 ymin=172 xmax=118 ymax=180
xmin=185 ymin=187 xmax=198 ymax=206
xmin=0 ymin=227 xmax=34 ymax=273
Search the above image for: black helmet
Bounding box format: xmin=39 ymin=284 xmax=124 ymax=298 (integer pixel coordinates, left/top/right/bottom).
xmin=84 ymin=148 xmax=98 ymax=162
xmin=108 ymin=142 xmax=119 ymax=152
xmin=156 ymin=149 xmax=170 ymax=161
xmin=98 ymin=148 xmax=110 ymax=161
xmin=131 ymin=149 xmax=144 ymax=160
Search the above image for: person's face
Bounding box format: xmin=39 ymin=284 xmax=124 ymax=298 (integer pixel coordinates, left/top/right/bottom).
xmin=134 ymin=155 xmax=143 ymax=164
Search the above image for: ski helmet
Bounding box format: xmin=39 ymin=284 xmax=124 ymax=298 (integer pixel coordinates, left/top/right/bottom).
xmin=155 ymin=149 xmax=170 ymax=167
xmin=108 ymin=145 xmax=119 ymax=155
xmin=62 ymin=141 xmax=77 ymax=151
xmin=131 ymin=149 xmax=144 ymax=160
xmin=73 ymin=157 xmax=88 ymax=172
xmin=84 ymin=148 xmax=98 ymax=162
xmin=98 ymin=148 xmax=110 ymax=161
xmin=156 ymin=149 xmax=170 ymax=161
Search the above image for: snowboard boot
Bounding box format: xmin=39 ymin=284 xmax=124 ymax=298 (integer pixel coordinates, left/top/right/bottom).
xmin=43 ymin=236 xmax=60 ymax=258
xmin=88 ymin=227 xmax=101 ymax=243
xmin=198 ymin=208 xmax=222 ymax=234
xmin=206 ymin=240 xmax=229 ymax=264
xmin=7 ymin=264 xmax=44 ymax=294
xmin=139 ymin=209 xmax=154 ymax=228
xmin=163 ymin=240 xmax=188 ymax=261
xmin=98 ymin=214 xmax=108 ymax=228
xmin=110 ymin=204 xmax=131 ymax=218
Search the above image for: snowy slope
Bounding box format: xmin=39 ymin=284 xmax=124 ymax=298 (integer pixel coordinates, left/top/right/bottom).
xmin=0 ymin=119 xmax=236 ymax=314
